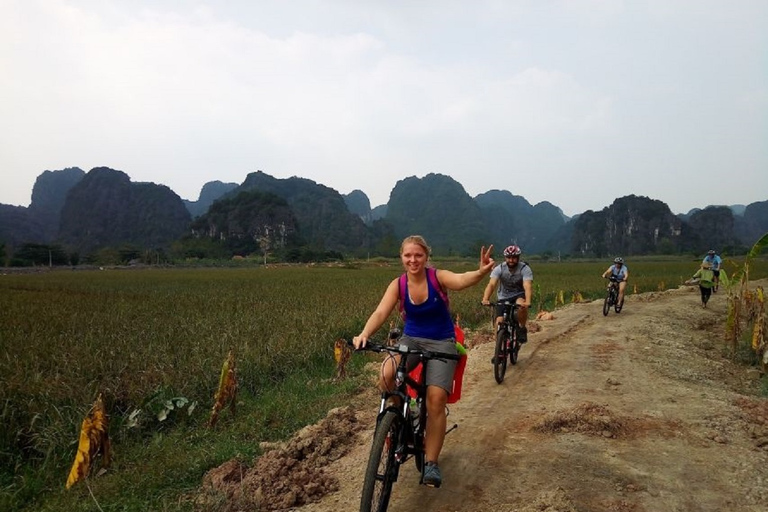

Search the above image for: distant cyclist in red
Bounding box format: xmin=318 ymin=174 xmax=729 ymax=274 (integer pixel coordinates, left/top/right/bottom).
xmin=481 ymin=245 xmax=533 ymax=343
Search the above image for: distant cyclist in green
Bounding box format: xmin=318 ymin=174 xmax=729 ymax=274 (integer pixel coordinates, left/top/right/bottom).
xmin=691 ymin=260 xmax=715 ymax=307
xmin=353 ymin=235 xmax=494 ymax=488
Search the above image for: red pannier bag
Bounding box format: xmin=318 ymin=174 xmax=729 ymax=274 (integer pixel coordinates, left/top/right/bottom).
xmin=406 ymin=323 xmax=467 ymax=404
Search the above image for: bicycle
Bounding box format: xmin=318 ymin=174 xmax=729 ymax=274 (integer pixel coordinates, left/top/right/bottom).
xmin=348 ymin=338 xmax=461 ymax=512
xmin=603 ymin=275 xmax=624 ymax=316
xmin=486 ymin=300 xmax=522 ymax=384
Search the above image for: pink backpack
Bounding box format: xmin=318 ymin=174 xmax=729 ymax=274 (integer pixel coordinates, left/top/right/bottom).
xmin=398 ymin=267 xmax=449 ymax=320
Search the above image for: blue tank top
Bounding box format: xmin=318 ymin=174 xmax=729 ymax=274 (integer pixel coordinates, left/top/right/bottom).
xmin=403 ymin=274 xmax=454 ymax=340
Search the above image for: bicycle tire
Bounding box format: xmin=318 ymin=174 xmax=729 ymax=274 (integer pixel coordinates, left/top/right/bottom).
xmin=413 ymin=435 xmax=424 ymax=473
xmin=603 ymin=292 xmax=611 ymax=316
xmin=510 ymin=339 xmax=520 ymax=365
xmin=413 ymin=408 xmax=425 ymax=473
xmin=494 ymin=327 xmax=508 ymax=384
xmin=360 ymin=411 xmax=401 ymax=512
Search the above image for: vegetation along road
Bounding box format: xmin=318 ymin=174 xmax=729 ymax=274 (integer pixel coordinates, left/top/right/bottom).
xmin=2 ymin=259 xmax=767 ymax=511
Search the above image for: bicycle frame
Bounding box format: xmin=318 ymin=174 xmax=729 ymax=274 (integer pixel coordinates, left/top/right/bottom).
xmin=488 ymin=300 xmax=521 ymax=383
xmin=377 ymin=345 xmax=427 ymax=463
xmin=351 ymin=339 xmax=460 ymax=512
xmin=497 ymin=300 xmax=520 ymax=335
xmin=603 ymin=276 xmax=623 ymax=315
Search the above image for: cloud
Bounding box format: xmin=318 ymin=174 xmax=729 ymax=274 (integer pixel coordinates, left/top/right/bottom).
xmin=0 ymin=0 xmax=766 ymax=216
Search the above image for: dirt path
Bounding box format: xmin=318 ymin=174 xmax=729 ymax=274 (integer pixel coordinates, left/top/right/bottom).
xmin=202 ymin=281 xmax=768 ymax=512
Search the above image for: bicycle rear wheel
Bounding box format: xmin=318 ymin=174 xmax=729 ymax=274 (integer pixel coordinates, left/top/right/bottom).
xmin=412 ymin=405 xmax=425 ymax=473
xmin=360 ymin=411 xmax=401 ymax=512
xmin=494 ymin=327 xmax=508 ymax=384
xmin=510 ymin=338 xmax=520 ymax=365
xmin=413 ymin=431 xmax=424 ymax=473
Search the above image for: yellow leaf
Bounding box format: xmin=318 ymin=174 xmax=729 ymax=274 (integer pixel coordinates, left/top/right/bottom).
xmin=66 ymin=394 xmax=110 ymax=489
xmin=752 ymin=321 xmax=762 ymax=351
xmin=333 ymin=338 xmax=351 ymax=381
xmin=209 ymin=350 xmax=238 ymax=427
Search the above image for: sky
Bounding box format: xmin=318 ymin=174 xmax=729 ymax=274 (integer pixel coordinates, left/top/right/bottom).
xmin=1 ymin=0 xmax=766 ymax=217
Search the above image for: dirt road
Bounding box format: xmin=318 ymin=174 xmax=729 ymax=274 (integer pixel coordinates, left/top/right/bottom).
xmin=203 ymin=281 xmax=768 ymax=512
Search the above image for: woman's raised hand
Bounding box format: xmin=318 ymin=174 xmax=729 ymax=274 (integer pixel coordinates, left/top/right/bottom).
xmin=479 ymin=245 xmax=495 ymax=274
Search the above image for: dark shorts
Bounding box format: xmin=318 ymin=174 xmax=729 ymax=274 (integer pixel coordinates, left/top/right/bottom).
xmin=495 ymin=293 xmax=524 ymax=318
xmin=713 ymin=270 xmax=720 ymax=277
xmin=399 ymin=335 xmax=457 ymax=393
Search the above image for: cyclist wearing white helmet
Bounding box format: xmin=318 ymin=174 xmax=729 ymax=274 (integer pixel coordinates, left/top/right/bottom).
xmin=481 ymin=244 xmax=533 ymax=343
xmin=602 ymin=257 xmax=629 ymax=305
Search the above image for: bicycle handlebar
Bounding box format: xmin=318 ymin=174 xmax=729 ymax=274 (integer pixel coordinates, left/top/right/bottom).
xmin=346 ymin=339 xmax=462 ymax=361
xmin=483 ymin=300 xmax=524 ymax=308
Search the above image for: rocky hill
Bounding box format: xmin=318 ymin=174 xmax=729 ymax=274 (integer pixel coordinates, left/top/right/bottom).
xmin=188 ymin=189 xmax=300 ymax=258
xmin=236 ymin=171 xmax=371 ymax=254
xmin=58 ymin=167 xmax=191 ymax=254
xmin=183 ymin=180 xmax=238 ymax=218
xmin=569 ymin=196 xmax=768 ymax=257
xmin=571 ymin=195 xmax=683 ymax=256
xmin=0 ymin=167 xmax=85 ymax=245
xmin=29 ymin=167 xmax=86 ymax=242
xmin=1 ymin=166 xmax=767 ymax=261
xmin=475 ymin=189 xmax=567 ymax=255
xmin=385 ymin=173 xmax=486 ymax=255
xmin=0 ymin=204 xmax=46 ymax=247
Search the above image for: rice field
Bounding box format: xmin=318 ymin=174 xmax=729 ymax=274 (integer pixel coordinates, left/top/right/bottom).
xmin=2 ymin=256 xmax=766 ymax=510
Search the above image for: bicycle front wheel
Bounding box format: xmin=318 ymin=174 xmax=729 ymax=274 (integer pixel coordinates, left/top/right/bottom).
xmin=602 ymin=292 xmax=611 ymax=316
xmin=494 ymin=327 xmax=508 ymax=384
xmin=360 ymin=411 xmax=401 ymax=512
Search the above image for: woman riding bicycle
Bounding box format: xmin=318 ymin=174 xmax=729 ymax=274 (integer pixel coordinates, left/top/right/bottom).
xmin=353 ymin=235 xmax=494 ymax=488
xmin=602 ymin=257 xmax=629 ymax=305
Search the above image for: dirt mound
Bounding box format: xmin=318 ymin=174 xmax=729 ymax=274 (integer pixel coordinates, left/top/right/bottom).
xmin=532 ymin=401 xmax=626 ymax=438
xmin=735 ymin=396 xmax=768 ymax=426
xmin=198 ymin=406 xmax=364 ymax=511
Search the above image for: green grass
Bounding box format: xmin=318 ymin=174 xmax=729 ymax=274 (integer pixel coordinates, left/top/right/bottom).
xmin=2 ymin=256 xmax=767 ymax=511
xmin=1 ymin=267 xmax=386 ymax=511
xmin=22 ymin=364 xmax=364 ymax=512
